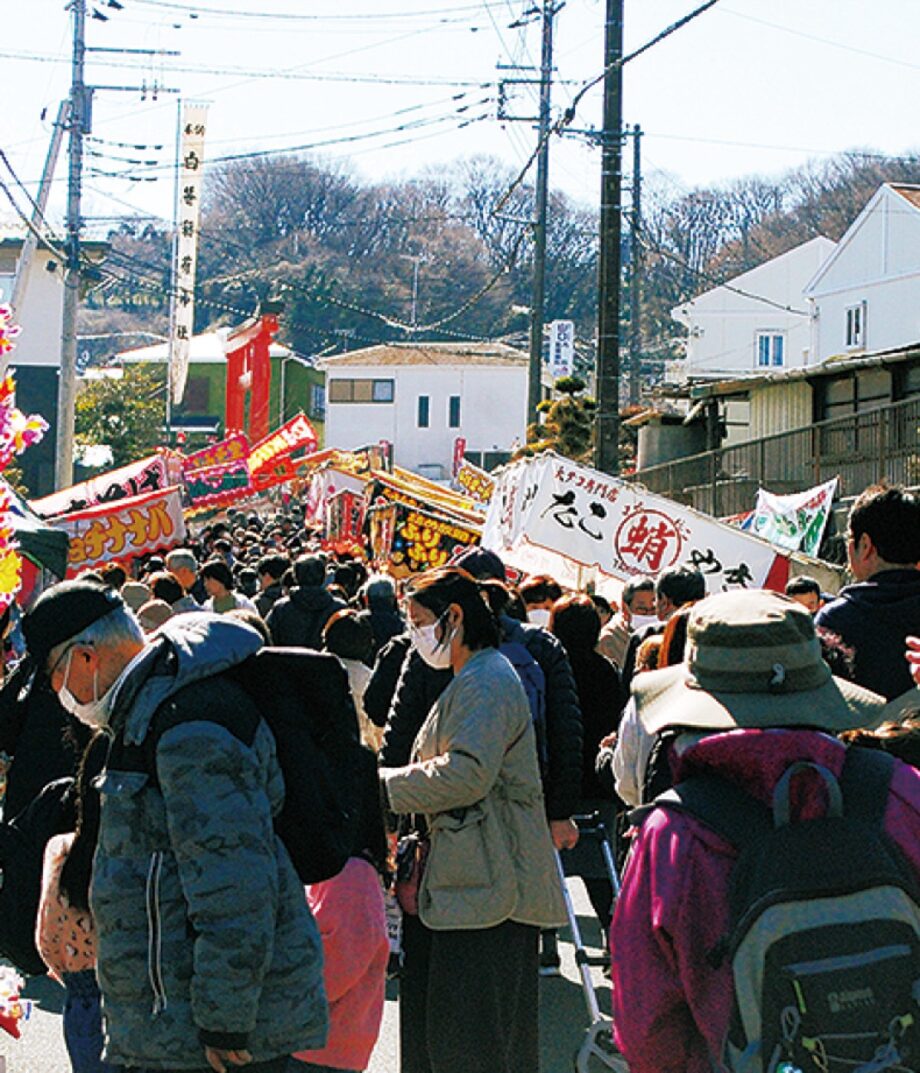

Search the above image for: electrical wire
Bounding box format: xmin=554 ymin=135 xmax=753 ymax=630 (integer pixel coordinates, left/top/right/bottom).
xmin=636 ymin=226 xmax=810 ymax=316
xmin=0 ymin=173 xmax=69 ymax=264
xmin=492 ymin=0 xmax=723 ymax=217
xmin=128 ymin=0 xmax=503 ymax=23
xmin=0 ymin=48 xmax=490 ymax=88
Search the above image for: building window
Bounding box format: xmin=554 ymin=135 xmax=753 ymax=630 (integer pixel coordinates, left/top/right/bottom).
xmin=327 ymin=378 xmax=394 ymax=403
xmin=448 ymin=395 xmax=461 ymax=428
xmin=417 ymin=395 xmax=430 ymax=428
xmin=310 ymin=383 xmax=326 ymax=419
xmin=845 ymin=303 xmax=866 ymax=349
xmin=756 ymin=333 xmax=785 ymax=368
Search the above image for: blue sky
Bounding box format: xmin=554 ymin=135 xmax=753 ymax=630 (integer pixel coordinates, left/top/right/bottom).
xmin=3 ymin=0 xmax=919 ymax=231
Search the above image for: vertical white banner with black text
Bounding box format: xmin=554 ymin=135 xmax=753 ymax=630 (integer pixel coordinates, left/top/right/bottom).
xmin=169 ymin=103 xmax=208 ymax=407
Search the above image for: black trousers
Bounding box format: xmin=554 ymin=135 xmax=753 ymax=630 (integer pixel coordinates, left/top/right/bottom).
xmin=399 ymin=914 xmax=539 ymax=1073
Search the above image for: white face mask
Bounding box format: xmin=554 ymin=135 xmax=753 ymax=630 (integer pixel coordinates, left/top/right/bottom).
xmin=527 ymin=608 xmax=552 ymax=628
xmin=411 ymin=618 xmax=454 ymax=671
xmin=629 ymin=613 xmax=659 ymax=633
xmin=57 ymin=648 xmax=115 ymax=729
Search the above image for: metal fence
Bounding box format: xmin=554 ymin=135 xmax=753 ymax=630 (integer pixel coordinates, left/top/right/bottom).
xmin=632 ymin=395 xmax=920 ymax=516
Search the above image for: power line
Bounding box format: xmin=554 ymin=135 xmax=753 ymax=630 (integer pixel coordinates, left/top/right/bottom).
xmin=491 ymin=0 xmax=723 ymax=218
xmin=0 ymin=48 xmax=491 ymax=87
xmin=128 ymin=0 xmax=501 ymax=22
xmin=637 ymin=226 xmax=811 ymax=316
xmin=718 ymin=6 xmax=920 ymax=74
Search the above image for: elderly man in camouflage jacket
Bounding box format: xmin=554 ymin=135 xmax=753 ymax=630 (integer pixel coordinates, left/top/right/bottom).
xmin=23 ymin=580 xmax=327 ymax=1073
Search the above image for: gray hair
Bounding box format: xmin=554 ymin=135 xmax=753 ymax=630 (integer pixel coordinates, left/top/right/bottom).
xmin=48 ymin=605 xmax=145 ymax=669
xmin=165 ymin=548 xmax=197 ymax=573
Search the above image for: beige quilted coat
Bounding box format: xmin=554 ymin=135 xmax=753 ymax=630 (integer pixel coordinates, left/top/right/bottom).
xmin=381 ymin=647 xmax=566 ymax=931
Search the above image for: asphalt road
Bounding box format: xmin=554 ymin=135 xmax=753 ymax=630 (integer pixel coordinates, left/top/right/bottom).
xmin=2 ymin=881 xmax=615 ymax=1073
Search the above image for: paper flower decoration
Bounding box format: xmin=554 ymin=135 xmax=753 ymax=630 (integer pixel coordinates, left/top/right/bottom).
xmin=0 ymin=311 xmax=49 ymax=611
xmin=0 ymin=374 xmax=47 ymax=472
xmin=0 ymin=305 xmax=21 ymax=357
xmin=0 ymin=966 xmax=31 ymax=1038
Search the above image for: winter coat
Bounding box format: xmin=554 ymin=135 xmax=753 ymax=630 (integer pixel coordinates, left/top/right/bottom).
xmin=255 ymin=581 xmax=284 ymax=619
xmin=0 ymin=658 xmax=89 ymax=819
xmin=501 ymin=615 xmax=584 ymax=820
xmin=172 ymin=595 xmax=203 ymax=614
xmin=204 ymin=592 xmax=259 ymax=616
xmin=567 ymin=649 xmax=625 ymax=800
xmin=597 ymin=614 xmax=630 ymax=669
xmin=92 ymin=614 xmax=327 ymax=1069
xmin=359 ymin=606 xmax=404 ymax=659
xmin=381 ymin=647 xmax=566 ymax=932
xmin=609 ymin=729 xmax=920 ymax=1073
xmin=294 ymin=857 xmax=388 ymax=1071
xmin=266 ymin=586 xmax=347 ymax=650
xmin=363 ymin=634 xmax=411 ymax=731
xmin=378 ymin=616 xmax=584 ymax=820
xmin=378 ymin=649 xmax=451 ymax=768
xmin=815 ymin=568 xmax=920 ymax=699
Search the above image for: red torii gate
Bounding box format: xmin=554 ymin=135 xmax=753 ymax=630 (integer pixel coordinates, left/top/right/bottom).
xmin=224 ymin=311 xmax=278 ymax=443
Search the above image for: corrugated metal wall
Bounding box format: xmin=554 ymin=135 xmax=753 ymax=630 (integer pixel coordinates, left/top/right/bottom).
xmin=749 ymin=381 xmax=812 ymax=439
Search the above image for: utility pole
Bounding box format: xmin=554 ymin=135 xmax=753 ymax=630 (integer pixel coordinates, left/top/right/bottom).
xmin=628 ymin=123 xmax=642 ymax=406
xmin=9 ymin=100 xmax=70 ymax=328
xmin=594 ymin=0 xmax=623 ymax=475
xmin=56 ymin=0 xmax=87 ymax=490
xmin=526 ymin=1 xmax=556 ymax=428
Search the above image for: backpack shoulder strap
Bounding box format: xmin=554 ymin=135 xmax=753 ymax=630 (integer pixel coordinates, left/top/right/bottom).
xmin=641 ymin=773 xmax=773 ymax=849
xmin=839 ymin=745 xmax=894 ymax=827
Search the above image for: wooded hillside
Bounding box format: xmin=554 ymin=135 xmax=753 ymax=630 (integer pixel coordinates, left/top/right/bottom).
xmin=80 ymin=148 xmax=920 ymax=378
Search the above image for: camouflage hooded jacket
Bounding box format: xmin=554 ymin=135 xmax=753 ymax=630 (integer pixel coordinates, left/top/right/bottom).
xmin=91 ymin=614 xmax=328 ymax=1068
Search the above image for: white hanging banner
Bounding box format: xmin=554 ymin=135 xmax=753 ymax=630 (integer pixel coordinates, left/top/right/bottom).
xmin=483 ymin=452 xmax=789 ymax=594
xmin=548 ymin=320 xmax=575 ymax=378
xmin=748 ymin=478 xmax=838 ymax=557
xmin=169 ymin=102 xmax=208 ymax=406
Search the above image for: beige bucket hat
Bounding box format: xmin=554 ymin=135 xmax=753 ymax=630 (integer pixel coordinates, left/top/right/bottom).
xmin=634 ymin=589 xmax=888 ymax=736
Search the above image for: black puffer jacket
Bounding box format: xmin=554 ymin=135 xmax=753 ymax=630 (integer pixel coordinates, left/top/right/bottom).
xmin=364 ymin=634 xmax=411 ymax=729
xmin=378 ymin=649 xmax=452 ymax=768
xmin=377 ymin=615 xmax=584 ymax=820
xmin=360 ymin=607 xmax=405 ymax=659
xmin=0 ymin=659 xmax=89 ymax=819
xmin=265 ymin=586 xmax=346 ymax=650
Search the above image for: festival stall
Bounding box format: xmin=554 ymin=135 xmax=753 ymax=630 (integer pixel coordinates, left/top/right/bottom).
xmin=30 ymin=450 xmax=185 ymax=518
xmin=482 ymin=451 xmax=792 ymax=597
xmin=51 ymin=485 xmax=187 ymax=578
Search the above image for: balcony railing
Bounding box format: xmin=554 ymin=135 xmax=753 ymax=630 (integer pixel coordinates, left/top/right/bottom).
xmin=631 ymin=395 xmax=920 ymax=517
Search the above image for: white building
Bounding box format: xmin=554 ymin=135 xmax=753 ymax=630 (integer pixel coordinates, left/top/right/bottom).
xmin=671 ymin=236 xmax=836 ymax=381
xmin=319 ymin=341 xmax=530 ymax=479
xmin=805 ymin=184 xmax=920 ymax=364
xmin=0 ymin=232 xmax=106 ymax=495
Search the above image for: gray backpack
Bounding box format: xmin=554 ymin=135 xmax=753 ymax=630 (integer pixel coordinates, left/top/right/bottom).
xmin=651 ymin=747 xmax=920 ymax=1073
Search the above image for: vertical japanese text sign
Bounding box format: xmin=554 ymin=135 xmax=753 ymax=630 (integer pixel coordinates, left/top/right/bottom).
xmin=549 ymin=320 xmax=575 ymax=379
xmin=169 ymin=103 xmax=208 ymax=406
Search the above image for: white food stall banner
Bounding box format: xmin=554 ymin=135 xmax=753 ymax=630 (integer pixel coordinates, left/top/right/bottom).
xmin=483 ymin=452 xmax=789 ymax=593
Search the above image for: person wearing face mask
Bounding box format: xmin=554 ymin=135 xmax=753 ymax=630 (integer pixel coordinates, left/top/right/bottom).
xmin=518 ymin=575 xmax=563 ymax=630
xmin=22 ymin=580 xmax=328 ymax=1073
xmin=596 ymin=577 xmax=657 ymax=671
xmin=380 ymin=567 xmax=565 ymax=1073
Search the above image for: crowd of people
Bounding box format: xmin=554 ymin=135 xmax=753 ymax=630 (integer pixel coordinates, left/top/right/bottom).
xmin=0 ymin=481 xmax=919 ymax=1073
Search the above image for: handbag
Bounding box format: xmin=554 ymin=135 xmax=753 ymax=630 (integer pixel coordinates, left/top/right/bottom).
xmin=394 ymin=831 xmax=430 ymax=916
